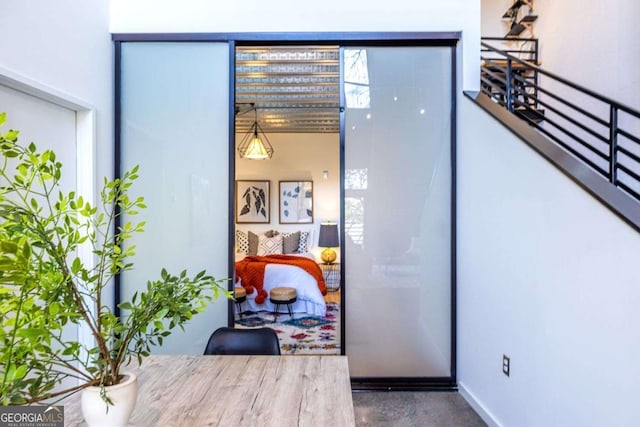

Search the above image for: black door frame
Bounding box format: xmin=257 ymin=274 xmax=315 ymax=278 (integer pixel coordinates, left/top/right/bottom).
xmin=113 ymin=31 xmax=459 ymax=390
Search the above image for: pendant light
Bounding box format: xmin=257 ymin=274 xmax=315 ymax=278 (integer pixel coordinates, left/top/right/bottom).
xmin=237 ymin=106 xmax=274 ymax=160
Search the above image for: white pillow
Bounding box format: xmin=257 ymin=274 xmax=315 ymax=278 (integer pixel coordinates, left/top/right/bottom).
xmin=257 ymin=233 xmax=283 ymax=255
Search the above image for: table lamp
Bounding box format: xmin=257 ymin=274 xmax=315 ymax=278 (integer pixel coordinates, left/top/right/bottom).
xmin=318 ymin=222 xmax=339 ymax=264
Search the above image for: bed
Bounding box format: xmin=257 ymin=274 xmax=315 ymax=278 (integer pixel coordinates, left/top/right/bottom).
xmin=235 ymin=252 xmax=327 ymax=316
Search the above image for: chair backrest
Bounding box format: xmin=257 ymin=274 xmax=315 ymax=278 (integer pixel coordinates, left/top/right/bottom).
xmin=203 ymin=327 xmax=281 ymax=355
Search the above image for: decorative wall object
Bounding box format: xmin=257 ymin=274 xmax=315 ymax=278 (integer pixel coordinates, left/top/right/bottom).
xmin=279 ymin=181 xmax=313 ymax=224
xmin=503 ymin=0 xmax=537 ymax=38
xmin=236 ymin=180 xmax=270 ymax=223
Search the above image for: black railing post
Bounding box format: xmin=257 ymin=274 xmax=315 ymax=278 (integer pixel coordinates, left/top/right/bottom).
xmin=609 ymin=106 xmax=618 ymax=184
xmin=532 ymin=39 xmax=539 ymax=110
xmin=506 ymin=58 xmax=513 ymax=113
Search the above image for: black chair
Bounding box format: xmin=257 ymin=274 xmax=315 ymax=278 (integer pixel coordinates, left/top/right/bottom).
xmin=203 ymin=327 xmax=281 ymax=355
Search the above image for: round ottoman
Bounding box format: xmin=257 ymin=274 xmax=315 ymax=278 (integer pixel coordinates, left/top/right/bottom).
xmin=269 ymin=287 xmax=297 ymax=320
xmin=234 ymin=287 xmax=247 ymax=317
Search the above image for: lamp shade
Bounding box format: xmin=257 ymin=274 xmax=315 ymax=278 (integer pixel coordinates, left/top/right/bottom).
xmin=237 ymin=107 xmax=274 ymax=160
xmin=244 ymin=136 xmax=270 ymax=159
xmin=318 ymin=223 xmax=339 ymax=264
xmin=318 ymin=223 xmax=339 ymax=248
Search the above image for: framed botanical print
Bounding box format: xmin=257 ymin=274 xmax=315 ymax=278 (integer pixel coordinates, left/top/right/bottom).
xmin=236 ymin=180 xmax=270 ymax=223
xmin=279 ymin=180 xmax=313 ymax=224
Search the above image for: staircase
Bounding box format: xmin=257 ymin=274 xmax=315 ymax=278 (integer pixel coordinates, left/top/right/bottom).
xmin=481 ymin=37 xmax=544 ymax=124
xmin=476 ymin=38 xmax=640 ymax=228
xmin=482 ymin=1 xmax=545 ymax=123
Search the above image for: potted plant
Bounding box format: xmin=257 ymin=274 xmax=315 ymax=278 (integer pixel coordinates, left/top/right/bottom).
xmin=0 ymin=113 xmax=231 ymax=423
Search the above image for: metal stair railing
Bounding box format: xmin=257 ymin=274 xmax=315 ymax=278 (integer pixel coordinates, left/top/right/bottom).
xmin=481 ymin=39 xmax=640 ymax=201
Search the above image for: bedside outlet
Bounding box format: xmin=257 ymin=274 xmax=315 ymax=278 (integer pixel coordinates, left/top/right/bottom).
xmin=503 ymin=354 xmax=510 ymax=377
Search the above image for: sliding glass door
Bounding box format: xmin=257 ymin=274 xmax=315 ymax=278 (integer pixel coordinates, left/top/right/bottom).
xmin=114 ymin=36 xmax=456 ymax=379
xmin=344 ymin=46 xmax=454 ymax=378
xmin=118 ymin=42 xmax=230 ymax=355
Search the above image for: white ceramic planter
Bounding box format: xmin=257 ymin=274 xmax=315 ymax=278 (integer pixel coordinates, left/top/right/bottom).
xmin=81 ymin=372 xmax=138 ymax=427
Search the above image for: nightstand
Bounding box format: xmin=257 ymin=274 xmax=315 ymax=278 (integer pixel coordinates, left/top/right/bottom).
xmin=318 ymin=262 xmax=340 ymax=291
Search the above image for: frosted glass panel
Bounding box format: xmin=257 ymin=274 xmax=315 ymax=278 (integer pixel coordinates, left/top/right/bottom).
xmin=120 ymin=42 xmax=230 ymax=354
xmin=345 ymin=47 xmax=452 ymax=377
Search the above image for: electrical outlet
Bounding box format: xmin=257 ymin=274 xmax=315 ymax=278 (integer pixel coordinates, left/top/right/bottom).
xmin=503 ymin=355 xmax=510 ymax=377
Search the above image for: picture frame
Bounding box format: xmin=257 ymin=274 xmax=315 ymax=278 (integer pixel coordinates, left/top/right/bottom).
xmin=236 ymin=180 xmax=270 ymax=223
xmin=279 ymin=180 xmax=313 ymax=224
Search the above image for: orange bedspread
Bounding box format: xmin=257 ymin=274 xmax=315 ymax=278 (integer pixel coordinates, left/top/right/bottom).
xmin=235 ymin=255 xmax=327 ymax=304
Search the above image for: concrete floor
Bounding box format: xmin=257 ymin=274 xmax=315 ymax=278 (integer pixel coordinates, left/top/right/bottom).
xmin=352 ymin=391 xmax=487 ymax=427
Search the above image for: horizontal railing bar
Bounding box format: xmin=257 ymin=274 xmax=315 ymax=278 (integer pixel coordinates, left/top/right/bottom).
xmin=480 ymin=78 xmax=508 ymax=94
xmin=515 ymin=90 xmax=610 ymax=144
xmin=510 ymin=75 xmax=537 ymax=86
xmin=481 ymin=42 xmax=640 ymax=118
xmin=480 ymin=86 xmax=492 ymax=96
xmin=616 ymin=163 xmax=640 ymax=183
xmin=513 ymin=100 xmax=610 ymax=162
xmin=616 ymin=146 xmax=640 ymax=165
xmin=521 ymin=113 xmax=610 ymax=175
xmin=515 ymin=78 xmax=609 ymax=127
xmin=480 ymin=83 xmax=507 ymax=99
xmin=480 ymin=58 xmax=508 ymax=74
xmin=517 ymin=80 xmax=610 ymax=128
xmin=618 ymin=128 xmax=640 ymax=145
xmin=480 ymin=65 xmax=510 ymax=82
xmin=480 ymin=70 xmax=508 ymax=87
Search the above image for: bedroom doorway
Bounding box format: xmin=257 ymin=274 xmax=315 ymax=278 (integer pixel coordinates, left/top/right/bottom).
xmin=232 ymin=45 xmax=343 ymax=355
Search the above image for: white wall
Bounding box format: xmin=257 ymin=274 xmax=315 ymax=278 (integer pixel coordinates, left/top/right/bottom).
xmin=0 ymin=0 xmax=113 ymax=182
xmin=535 ymin=0 xmax=640 ymax=111
xmin=481 ymin=0 xmax=513 ymax=38
xmin=482 ymin=0 xmax=640 ymax=110
xmin=0 ymin=0 xmax=113 ymax=314
xmin=236 ymin=132 xmax=340 ymax=258
xmin=109 ymin=0 xmax=481 ymax=91
xmin=458 ymin=96 xmax=640 ymax=426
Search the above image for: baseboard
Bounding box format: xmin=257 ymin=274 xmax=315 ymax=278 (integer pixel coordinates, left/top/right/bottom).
xmin=457 ymin=381 xmax=503 ymax=427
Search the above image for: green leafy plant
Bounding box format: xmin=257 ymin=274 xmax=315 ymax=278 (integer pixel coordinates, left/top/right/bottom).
xmin=0 ymin=113 xmax=231 ymax=405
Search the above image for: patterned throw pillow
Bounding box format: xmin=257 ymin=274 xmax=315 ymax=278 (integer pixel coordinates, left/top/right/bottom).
xmin=257 ymin=234 xmax=283 ymax=256
xmin=298 ymin=231 xmax=310 ymax=253
xmin=235 ymin=230 xmax=249 ymax=254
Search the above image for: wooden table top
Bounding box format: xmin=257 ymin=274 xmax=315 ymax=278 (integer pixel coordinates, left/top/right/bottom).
xmin=63 ymin=355 xmax=355 ymax=426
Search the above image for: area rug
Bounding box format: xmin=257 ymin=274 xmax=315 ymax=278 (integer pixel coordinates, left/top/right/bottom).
xmin=235 ymin=301 xmax=340 ymax=355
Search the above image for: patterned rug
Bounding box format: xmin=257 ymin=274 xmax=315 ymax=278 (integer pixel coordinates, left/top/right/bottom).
xmin=235 ymin=301 xmax=340 ymax=355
